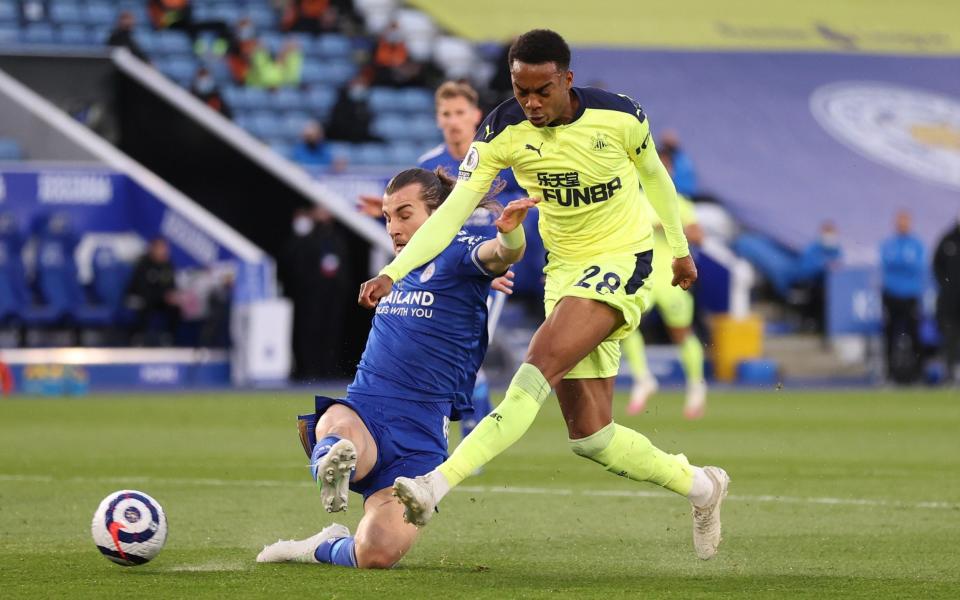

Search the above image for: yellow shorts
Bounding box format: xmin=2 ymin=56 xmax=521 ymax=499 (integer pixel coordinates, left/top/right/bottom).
xmin=543 ymin=250 xmax=653 ymax=379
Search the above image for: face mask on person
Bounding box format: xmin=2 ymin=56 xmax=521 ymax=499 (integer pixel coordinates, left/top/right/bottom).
xmin=820 ymin=232 xmax=839 ymax=249
xmin=386 ymin=30 xmax=403 ymax=43
xmin=195 ymin=75 xmax=215 ymax=95
xmin=348 ymin=84 xmax=369 ymax=102
xmin=292 ymin=216 xmax=313 ymax=236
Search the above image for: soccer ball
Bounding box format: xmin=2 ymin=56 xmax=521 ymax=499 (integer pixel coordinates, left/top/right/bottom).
xmin=91 ymin=490 xmax=167 ymax=566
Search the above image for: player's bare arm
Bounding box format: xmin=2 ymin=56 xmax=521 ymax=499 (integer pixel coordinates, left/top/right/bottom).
xmin=476 ymin=197 xmax=538 ymax=274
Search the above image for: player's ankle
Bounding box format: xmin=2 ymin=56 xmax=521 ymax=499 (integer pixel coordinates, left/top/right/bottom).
xmin=687 ymin=467 xmax=714 ymax=507
xmin=426 ymin=470 xmax=452 ymax=501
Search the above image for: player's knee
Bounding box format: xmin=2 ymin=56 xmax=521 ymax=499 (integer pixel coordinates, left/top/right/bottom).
xmin=523 ymin=349 xmax=568 ymax=386
xmin=354 ymin=528 xmax=406 ymax=569
xmin=568 ymin=421 xmax=616 ymax=462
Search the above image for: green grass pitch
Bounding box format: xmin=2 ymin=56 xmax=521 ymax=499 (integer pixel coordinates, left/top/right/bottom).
xmin=1 ymin=388 xmax=958 ymax=598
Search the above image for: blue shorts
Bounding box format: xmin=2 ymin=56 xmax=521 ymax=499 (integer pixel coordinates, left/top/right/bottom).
xmin=297 ymin=394 xmax=451 ymax=501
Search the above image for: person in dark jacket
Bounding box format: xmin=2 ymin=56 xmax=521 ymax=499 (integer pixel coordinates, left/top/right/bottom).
xmin=106 ymin=11 xmax=149 ymax=62
xmin=125 ymin=238 xmax=180 ymax=346
xmin=933 ymin=215 xmax=960 ymax=384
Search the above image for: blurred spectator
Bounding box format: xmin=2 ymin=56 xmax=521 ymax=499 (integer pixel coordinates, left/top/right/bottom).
xmin=933 ymin=214 xmax=960 ymax=384
xmin=372 ymin=22 xmax=425 ymax=88
xmin=247 ymin=40 xmax=303 ymax=89
xmin=291 ymin=120 xmax=332 ymax=167
xmin=20 ymin=0 xmax=47 ymax=23
xmin=485 ymin=37 xmax=517 ymax=110
xmin=880 ymin=211 xmax=926 ymax=383
xmin=189 ymin=67 xmax=232 ymax=118
xmin=658 ymin=130 xmax=698 ymax=197
xmin=106 ymin=11 xmax=149 ymax=63
xmin=281 ymin=0 xmax=332 ymax=34
xmin=226 ymin=17 xmax=259 ymax=84
xmin=125 ymin=238 xmax=180 ymax=346
xmin=279 ymin=207 xmax=351 ymax=380
xmin=326 ymin=74 xmax=379 ymax=142
xmin=795 ymin=221 xmax=843 ymax=332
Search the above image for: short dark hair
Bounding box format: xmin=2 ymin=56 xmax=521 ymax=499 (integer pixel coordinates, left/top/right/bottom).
xmin=385 ymin=168 xmax=503 ymax=214
xmin=508 ymin=29 xmax=571 ymax=71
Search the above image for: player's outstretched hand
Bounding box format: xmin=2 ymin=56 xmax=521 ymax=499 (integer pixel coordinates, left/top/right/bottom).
xmin=358 ymin=195 xmax=384 ymax=218
xmin=495 ymin=198 xmax=540 ymax=233
xmin=491 ymin=270 xmax=515 ymax=294
xmin=358 ymin=274 xmax=394 ymax=308
xmin=671 ymin=255 xmax=698 ymax=290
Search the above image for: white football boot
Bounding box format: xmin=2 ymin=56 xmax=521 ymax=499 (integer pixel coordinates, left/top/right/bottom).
xmin=626 ymin=375 xmax=658 ymax=415
xmin=392 ymin=475 xmax=439 ymax=527
xmin=314 ymin=439 xmax=357 ymax=513
xmin=683 ymin=381 xmax=708 ymax=420
xmin=256 ymin=523 xmax=350 ymax=563
xmin=691 ymin=466 xmax=730 ymax=560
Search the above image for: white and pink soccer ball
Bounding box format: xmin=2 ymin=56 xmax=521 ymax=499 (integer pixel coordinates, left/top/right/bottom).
xmin=91 ymin=490 xmax=167 ymax=566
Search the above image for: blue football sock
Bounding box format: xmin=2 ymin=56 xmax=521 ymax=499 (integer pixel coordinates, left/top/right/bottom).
xmin=310 ymin=435 xmax=342 ymax=481
xmin=314 ymin=536 xmax=357 ymax=567
xmin=461 ymin=379 xmax=492 ymax=438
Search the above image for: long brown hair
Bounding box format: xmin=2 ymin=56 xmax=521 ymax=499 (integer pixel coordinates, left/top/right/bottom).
xmin=384 ymin=167 xmax=504 ymax=216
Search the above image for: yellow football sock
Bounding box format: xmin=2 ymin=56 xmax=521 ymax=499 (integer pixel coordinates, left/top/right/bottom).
xmin=438 ymin=363 xmax=550 ymax=487
xmin=621 ymin=330 xmax=650 ymax=380
xmin=570 ymin=422 xmax=694 ymax=495
xmin=679 ymin=335 xmax=704 ymax=384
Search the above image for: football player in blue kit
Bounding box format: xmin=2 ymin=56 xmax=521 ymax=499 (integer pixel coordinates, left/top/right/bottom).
xmin=256 ymin=167 xmax=535 ymax=569
xmin=361 ymin=80 xmax=538 ymax=442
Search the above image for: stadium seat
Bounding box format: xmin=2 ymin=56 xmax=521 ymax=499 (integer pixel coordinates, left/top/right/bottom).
xmin=21 ymin=24 xmax=57 ymax=45
xmin=368 ymin=87 xmax=399 ymax=113
xmin=0 ymin=1 xmax=17 ymax=23
xmin=400 ymin=88 xmax=433 ymax=113
xmin=732 ymin=233 xmax=800 ymax=298
xmin=49 ymin=2 xmax=83 ymax=24
xmin=0 ymin=25 xmax=18 ymax=44
xmin=156 ymin=55 xmax=198 ymax=85
xmin=432 ymin=36 xmax=475 ymax=79
xmin=90 ymin=247 xmax=133 ymax=324
xmin=133 ymin=28 xmax=158 ymax=54
xmin=0 ymin=138 xmax=22 ymax=161
xmin=83 ymin=2 xmax=117 ymax=26
xmin=268 ymin=140 xmax=294 ymax=159
xmin=272 ymin=87 xmax=304 ymax=110
xmin=316 ymin=34 xmax=352 ymax=58
xmin=386 ymin=142 xmax=421 ymax=166
xmin=35 ymin=235 xmax=111 ymax=327
xmin=281 ymin=111 xmax=312 ymax=139
xmin=246 ymin=5 xmax=276 ymax=29
xmin=354 ymin=143 xmax=388 ymax=166
xmin=210 ymin=4 xmax=242 ymax=25
xmin=155 ymin=30 xmax=192 ymax=54
xmin=304 ymin=87 xmax=336 ymax=113
xmin=371 ymin=114 xmax=412 ymax=141
xmin=57 ymin=24 xmax=92 ymax=45
xmin=249 ymin=110 xmax=282 ymax=138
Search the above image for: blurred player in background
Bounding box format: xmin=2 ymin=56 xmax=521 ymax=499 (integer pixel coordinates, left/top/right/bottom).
xmin=257 ymin=168 xmax=534 ymax=568
xmin=624 ymin=190 xmax=707 ymax=419
xmin=360 ymin=29 xmax=729 ymax=560
xmin=360 ymin=81 xmax=530 ymax=443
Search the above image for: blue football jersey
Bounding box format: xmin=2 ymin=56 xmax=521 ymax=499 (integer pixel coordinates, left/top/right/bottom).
xmin=348 ymin=232 xmax=501 ymax=410
xmin=418 ymin=143 xmax=525 ymax=237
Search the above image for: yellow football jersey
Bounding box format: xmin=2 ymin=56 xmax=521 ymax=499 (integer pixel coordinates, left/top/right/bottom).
xmin=456 ymin=87 xmax=684 ymax=263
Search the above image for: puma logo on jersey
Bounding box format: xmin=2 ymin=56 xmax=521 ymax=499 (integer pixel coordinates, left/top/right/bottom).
xmin=484 ymin=124 xmax=493 ymax=139
xmin=525 ymin=142 xmax=543 ymax=157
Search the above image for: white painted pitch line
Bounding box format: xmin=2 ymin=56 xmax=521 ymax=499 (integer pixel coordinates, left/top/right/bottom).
xmin=1 ymin=474 xmax=956 ymax=511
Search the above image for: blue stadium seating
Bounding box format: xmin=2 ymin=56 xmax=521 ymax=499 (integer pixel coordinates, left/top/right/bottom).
xmin=22 ymin=23 xmax=56 ymax=45
xmin=49 ymin=2 xmax=83 ymax=24
xmin=246 ymin=5 xmax=277 ymax=29
xmin=0 ymin=1 xmax=17 ymax=23
xmin=316 ymin=34 xmax=352 ymax=58
xmin=90 ymin=247 xmax=132 ymax=324
xmin=272 ymin=87 xmax=304 ymax=110
xmin=304 ymin=87 xmax=336 ymax=113
xmin=280 ymin=110 xmax=312 ymax=139
xmin=35 ymin=230 xmax=111 ymax=326
xmin=155 ymin=30 xmax=191 ymax=54
xmin=0 ymin=138 xmax=22 ymax=161
xmin=84 ymin=2 xmax=117 ymax=26
xmin=57 ymin=24 xmax=91 ymax=45
xmin=0 ymin=25 xmax=18 ymax=43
